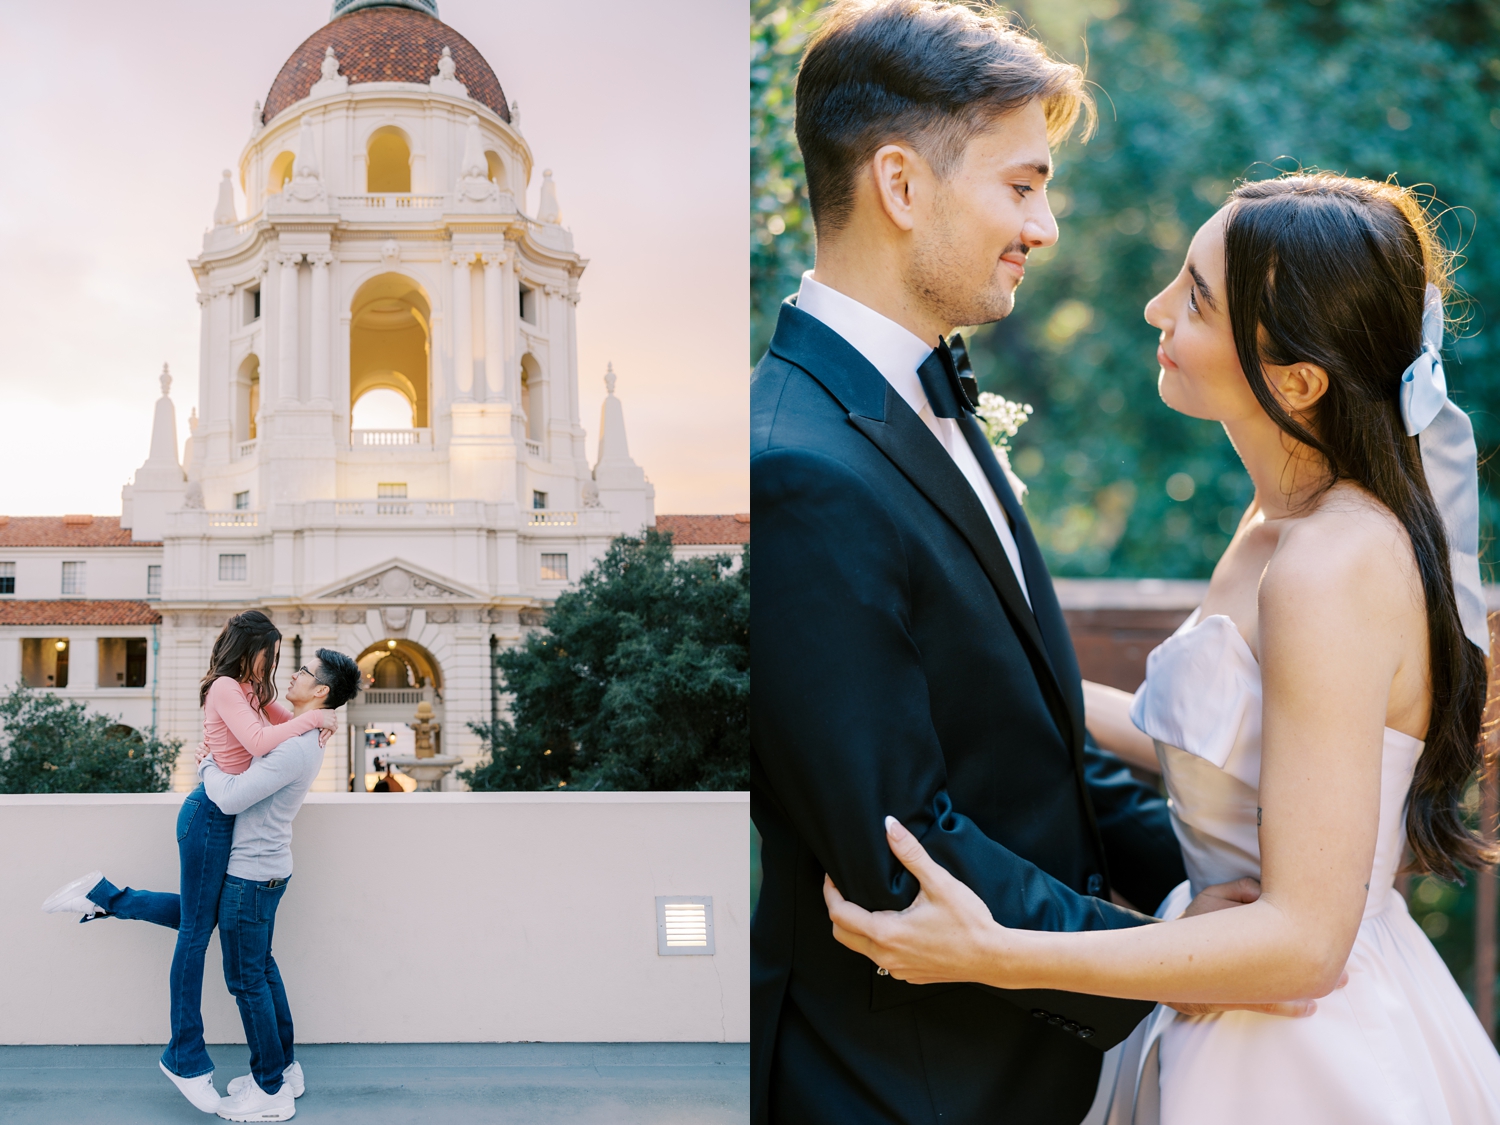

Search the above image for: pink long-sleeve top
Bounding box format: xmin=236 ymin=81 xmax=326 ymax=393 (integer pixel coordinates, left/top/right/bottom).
xmin=203 ymin=676 xmax=327 ymax=776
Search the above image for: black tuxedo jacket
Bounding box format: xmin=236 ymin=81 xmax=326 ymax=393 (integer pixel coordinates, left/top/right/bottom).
xmin=750 ymin=301 xmax=1187 ymax=1125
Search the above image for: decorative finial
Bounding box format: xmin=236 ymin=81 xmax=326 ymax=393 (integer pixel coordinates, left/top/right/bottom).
xmin=213 ymin=169 xmax=237 ymax=227
xmin=188 ymin=407 xmax=199 ymax=433
xmin=321 ymin=47 xmax=341 ymax=83
xmin=437 ymin=46 xmax=456 ymax=81
xmin=538 ymin=169 xmax=561 ymax=225
xmin=252 ymin=100 xmax=262 ymax=130
xmin=160 ymin=363 xmax=172 ymax=397
xmin=604 ymin=362 xmax=617 ymax=396
xmin=511 ymin=100 xmax=521 ymax=132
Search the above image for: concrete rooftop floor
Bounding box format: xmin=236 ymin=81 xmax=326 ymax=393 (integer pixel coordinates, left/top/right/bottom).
xmin=0 ymin=1042 xmax=748 ymax=1124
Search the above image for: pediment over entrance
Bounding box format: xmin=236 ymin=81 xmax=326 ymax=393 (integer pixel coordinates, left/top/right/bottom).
xmin=312 ymin=559 xmax=481 ymax=602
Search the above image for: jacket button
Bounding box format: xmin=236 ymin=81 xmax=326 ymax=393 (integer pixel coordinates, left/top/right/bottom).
xmin=1078 ymin=1027 xmax=1095 ymax=1039
xmin=1064 ymin=1021 xmax=1080 ymax=1033
xmin=1086 ymin=874 xmax=1103 ymax=895
xmin=1031 ymin=1009 xmax=1048 ymax=1020
xmin=1048 ymin=1015 xmax=1064 ymax=1026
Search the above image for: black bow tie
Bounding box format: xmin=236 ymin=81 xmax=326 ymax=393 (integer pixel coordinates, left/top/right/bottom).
xmin=917 ymin=335 xmax=979 ymax=419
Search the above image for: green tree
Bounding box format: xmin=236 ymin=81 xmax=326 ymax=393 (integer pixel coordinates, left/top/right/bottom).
xmin=0 ymin=687 xmax=178 ymax=793
xmin=752 ymin=0 xmax=824 ymax=360
xmin=461 ymin=530 xmax=750 ymax=792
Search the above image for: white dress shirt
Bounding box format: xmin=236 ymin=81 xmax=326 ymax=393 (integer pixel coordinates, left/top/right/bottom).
xmin=796 ymin=272 xmax=1031 ymax=608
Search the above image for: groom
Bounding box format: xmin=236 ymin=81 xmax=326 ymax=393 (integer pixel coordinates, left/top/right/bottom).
xmin=752 ymin=4 xmax=1294 ymax=1123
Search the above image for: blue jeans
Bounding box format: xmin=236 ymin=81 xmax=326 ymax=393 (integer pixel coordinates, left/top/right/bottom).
xmin=218 ymin=875 xmax=294 ymax=1095
xmin=86 ymin=784 xmax=235 ymax=1080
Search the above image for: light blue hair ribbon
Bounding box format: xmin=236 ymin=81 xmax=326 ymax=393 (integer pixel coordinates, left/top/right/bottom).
xmin=1400 ymin=283 xmax=1489 ymax=655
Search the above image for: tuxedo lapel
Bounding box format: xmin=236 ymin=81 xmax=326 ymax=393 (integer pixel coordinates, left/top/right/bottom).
xmin=955 ymin=414 xmax=1086 ymax=749
xmin=849 ymin=396 xmax=1052 ymax=667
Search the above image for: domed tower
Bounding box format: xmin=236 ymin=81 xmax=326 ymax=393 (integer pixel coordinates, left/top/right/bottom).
xmin=139 ymin=0 xmax=654 ymax=790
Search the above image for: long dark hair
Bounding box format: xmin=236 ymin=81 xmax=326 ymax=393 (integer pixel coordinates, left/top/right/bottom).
xmin=199 ymin=610 xmax=282 ymax=712
xmin=1223 ymin=173 xmax=1493 ymax=881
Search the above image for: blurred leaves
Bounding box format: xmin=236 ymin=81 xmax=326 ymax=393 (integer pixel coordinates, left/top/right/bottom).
xmin=750 ymin=0 xmax=1500 ymax=578
xmin=0 ymin=687 xmax=177 ymax=793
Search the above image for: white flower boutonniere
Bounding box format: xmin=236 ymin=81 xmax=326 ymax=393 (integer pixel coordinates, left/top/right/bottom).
xmin=975 ymin=391 xmax=1034 ymax=501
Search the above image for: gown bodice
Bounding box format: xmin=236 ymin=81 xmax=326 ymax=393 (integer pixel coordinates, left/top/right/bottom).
xmin=1129 ymin=609 xmax=1424 ymax=921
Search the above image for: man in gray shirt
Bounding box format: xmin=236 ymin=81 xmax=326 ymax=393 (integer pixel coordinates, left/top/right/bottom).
xmin=197 ymin=648 xmax=361 ymax=1123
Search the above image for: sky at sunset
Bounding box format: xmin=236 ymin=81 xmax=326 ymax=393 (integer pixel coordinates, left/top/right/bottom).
xmin=0 ymin=0 xmax=747 ymax=517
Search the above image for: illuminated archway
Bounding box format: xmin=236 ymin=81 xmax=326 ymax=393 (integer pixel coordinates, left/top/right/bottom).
xmin=268 ymin=151 xmax=294 ymax=195
xmin=366 ymin=127 xmax=412 ymax=193
xmin=349 ymin=273 xmax=430 ymax=432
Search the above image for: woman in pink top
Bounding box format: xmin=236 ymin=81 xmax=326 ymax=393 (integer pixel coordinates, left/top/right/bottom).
xmin=42 ymin=610 xmax=334 ymax=1112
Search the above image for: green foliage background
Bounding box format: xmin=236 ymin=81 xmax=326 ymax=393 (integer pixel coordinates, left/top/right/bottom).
xmin=0 ymin=687 xmax=177 ymax=793
xmin=461 ymin=531 xmax=750 ymax=792
xmin=750 ymin=0 xmax=1500 ymax=1001
xmin=751 ymin=0 xmax=1500 ymax=580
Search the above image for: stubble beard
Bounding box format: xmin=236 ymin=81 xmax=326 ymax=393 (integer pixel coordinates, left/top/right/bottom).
xmin=906 ymin=194 xmax=1021 ymax=332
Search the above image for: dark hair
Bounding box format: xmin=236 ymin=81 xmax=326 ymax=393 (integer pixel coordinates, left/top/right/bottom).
xmin=794 ymin=0 xmax=1093 ymax=233
xmin=199 ymin=610 xmax=282 ymax=711
xmin=313 ymin=648 xmax=361 ymax=710
xmin=1222 ymin=173 xmax=1493 ymax=881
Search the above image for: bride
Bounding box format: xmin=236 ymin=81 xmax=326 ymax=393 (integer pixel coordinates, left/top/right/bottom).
xmin=823 ymin=173 xmax=1500 ymax=1122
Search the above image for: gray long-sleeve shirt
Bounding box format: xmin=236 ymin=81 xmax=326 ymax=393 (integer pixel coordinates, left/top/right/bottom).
xmin=199 ymin=726 xmax=324 ymax=880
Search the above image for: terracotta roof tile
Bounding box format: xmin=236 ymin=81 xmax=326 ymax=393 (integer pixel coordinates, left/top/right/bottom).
xmin=0 ymin=601 xmax=162 ymax=626
xmin=0 ymin=517 xmax=158 ymax=548
xmin=264 ymin=7 xmax=510 ymax=125
xmin=656 ymin=514 xmax=751 ymax=546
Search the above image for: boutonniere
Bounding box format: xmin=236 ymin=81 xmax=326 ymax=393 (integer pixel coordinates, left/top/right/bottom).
xmin=975 ymin=392 xmax=1033 ymax=501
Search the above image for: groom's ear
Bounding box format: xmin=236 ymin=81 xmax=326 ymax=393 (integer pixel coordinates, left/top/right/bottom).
xmin=869 ymin=143 xmax=925 ymax=233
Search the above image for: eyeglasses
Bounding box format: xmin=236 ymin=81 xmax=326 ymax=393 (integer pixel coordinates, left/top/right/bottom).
xmin=294 ymin=666 xmax=314 ymax=680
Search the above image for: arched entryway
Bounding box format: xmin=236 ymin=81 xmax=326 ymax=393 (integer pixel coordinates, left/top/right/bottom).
xmin=344 ymin=638 xmax=444 ymax=791
xmin=349 ymin=273 xmax=431 ymax=440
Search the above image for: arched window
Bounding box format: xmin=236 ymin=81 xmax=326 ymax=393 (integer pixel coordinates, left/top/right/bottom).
xmin=485 ymin=150 xmax=504 ymax=186
xmin=366 ymin=128 xmax=412 ymax=193
xmin=520 ymin=353 xmax=543 ymax=442
xmin=350 ymin=273 xmax=431 ymax=441
xmin=236 ymin=354 xmax=261 ymax=443
xmin=268 ymin=152 xmax=295 ymax=195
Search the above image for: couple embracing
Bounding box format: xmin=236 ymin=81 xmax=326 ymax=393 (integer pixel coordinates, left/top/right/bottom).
xmin=751 ymin=1 xmax=1500 ymax=1122
xmin=41 ymin=611 xmax=360 ymax=1121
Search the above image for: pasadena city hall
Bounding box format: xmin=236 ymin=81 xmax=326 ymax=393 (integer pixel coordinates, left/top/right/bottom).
xmin=0 ymin=0 xmax=747 ymax=792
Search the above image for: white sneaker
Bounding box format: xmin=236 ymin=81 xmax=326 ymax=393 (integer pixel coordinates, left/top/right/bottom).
xmin=216 ymin=1080 xmax=295 ymax=1121
xmin=227 ymin=1061 xmax=303 ymax=1099
xmin=159 ymin=1060 xmax=221 ymax=1113
xmin=42 ymin=871 xmax=104 ymax=919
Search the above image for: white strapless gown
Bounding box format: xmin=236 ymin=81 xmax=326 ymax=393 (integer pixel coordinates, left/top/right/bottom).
xmin=1103 ymin=609 xmax=1500 ymax=1125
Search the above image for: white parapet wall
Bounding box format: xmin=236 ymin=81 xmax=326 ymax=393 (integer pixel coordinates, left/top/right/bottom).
xmin=0 ymin=792 xmax=748 ymax=1045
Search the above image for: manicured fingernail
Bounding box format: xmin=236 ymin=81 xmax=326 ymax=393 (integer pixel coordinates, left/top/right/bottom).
xmin=884 ymin=816 xmax=908 ymax=839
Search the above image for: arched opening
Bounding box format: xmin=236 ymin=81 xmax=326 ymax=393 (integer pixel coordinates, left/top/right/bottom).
xmin=268 ymin=151 xmax=295 ymax=195
xmin=350 ymin=273 xmax=430 ymax=436
xmin=236 ymin=354 xmax=261 ymax=443
xmin=520 ymin=353 xmax=543 ymax=441
xmin=484 ymin=150 xmax=504 ymax=186
xmin=366 ymin=128 xmax=412 ymax=193
xmin=347 ymin=638 xmax=445 ymax=791
xmin=351 ymin=387 xmax=415 ymax=430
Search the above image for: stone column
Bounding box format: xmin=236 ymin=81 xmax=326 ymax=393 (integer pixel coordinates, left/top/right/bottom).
xmin=308 ymin=252 xmax=332 ymax=402
xmin=564 ymin=283 xmax=581 ymax=429
xmin=451 ymin=250 xmax=474 ymax=401
xmin=481 ymin=250 xmax=506 ymax=402
xmin=502 ymin=242 xmax=519 ymax=403
xmin=277 ymin=250 xmax=302 ymax=405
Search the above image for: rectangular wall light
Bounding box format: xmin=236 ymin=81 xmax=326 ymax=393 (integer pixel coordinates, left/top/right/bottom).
xmin=656 ymin=896 xmax=715 ymax=956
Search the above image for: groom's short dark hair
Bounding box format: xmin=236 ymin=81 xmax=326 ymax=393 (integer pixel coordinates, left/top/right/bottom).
xmin=795 ymin=0 xmax=1093 ymax=233
xmin=313 ymin=648 xmax=361 ymax=710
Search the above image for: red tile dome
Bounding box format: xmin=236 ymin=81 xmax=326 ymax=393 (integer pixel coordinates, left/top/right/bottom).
xmin=261 ymin=6 xmax=510 ymax=126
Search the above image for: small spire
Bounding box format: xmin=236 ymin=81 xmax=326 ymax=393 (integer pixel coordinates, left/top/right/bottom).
xmin=293 ymin=115 xmax=320 ymax=181
xmin=460 ymin=114 xmax=486 ymax=180
xmin=538 ymin=169 xmax=561 ymax=225
xmin=213 ymin=170 xmax=237 ymax=227
xmin=437 ymin=46 xmax=456 ymax=81
xmin=604 ymin=361 xmax=617 ymax=396
xmin=159 ymin=362 xmax=172 ymax=397
xmin=188 ymin=407 xmax=199 ymax=434
xmin=251 ymin=99 xmax=262 ymax=130
xmin=321 ymin=46 xmax=341 ymax=83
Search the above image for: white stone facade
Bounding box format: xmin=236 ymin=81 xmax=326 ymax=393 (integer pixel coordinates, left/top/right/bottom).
xmin=3 ymin=3 xmax=657 ymax=794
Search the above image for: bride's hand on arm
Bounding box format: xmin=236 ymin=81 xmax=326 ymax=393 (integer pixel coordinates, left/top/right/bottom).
xmin=1081 ymin=680 xmax=1159 ymax=773
xmin=824 ymin=816 xmax=1008 ymax=986
xmin=826 ymin=821 xmax=1337 ymax=1016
